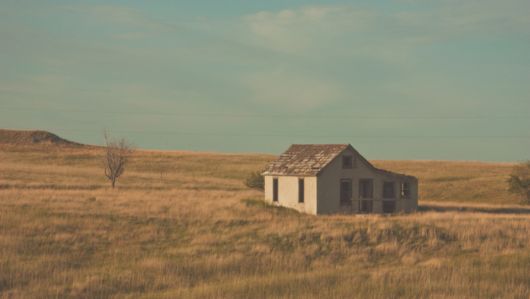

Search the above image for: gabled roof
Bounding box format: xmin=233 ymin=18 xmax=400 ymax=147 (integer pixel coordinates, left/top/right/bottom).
xmin=262 ymin=144 xmax=417 ymax=179
xmin=262 ymin=144 xmax=350 ymax=176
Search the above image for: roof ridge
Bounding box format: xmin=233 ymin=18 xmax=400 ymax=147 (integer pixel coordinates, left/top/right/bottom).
xmin=263 ymin=143 xmax=417 ymax=179
xmin=263 ymin=144 xmax=351 ymax=176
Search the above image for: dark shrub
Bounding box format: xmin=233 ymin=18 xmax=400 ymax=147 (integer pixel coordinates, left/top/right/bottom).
xmin=245 ymin=171 xmax=264 ymax=191
xmin=507 ymin=161 xmax=530 ymax=205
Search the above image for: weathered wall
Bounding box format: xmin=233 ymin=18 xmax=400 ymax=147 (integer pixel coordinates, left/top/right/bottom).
xmin=264 ymin=147 xmax=418 ymax=215
xmin=264 ymin=175 xmax=318 ymax=214
xmin=316 ymin=147 xmax=418 ymax=215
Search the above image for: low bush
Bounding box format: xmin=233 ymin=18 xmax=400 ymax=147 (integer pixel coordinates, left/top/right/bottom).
xmin=244 ymin=171 xmax=264 ymax=191
xmin=507 ymin=161 xmax=530 ymax=205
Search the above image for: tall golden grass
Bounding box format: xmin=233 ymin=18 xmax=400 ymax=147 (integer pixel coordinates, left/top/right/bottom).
xmin=0 ymin=145 xmax=528 ymax=298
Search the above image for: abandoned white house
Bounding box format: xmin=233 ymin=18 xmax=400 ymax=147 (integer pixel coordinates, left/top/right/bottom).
xmin=262 ymin=144 xmax=418 ymax=215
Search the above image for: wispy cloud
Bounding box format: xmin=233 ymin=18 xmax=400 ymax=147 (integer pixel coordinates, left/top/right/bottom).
xmin=243 ymin=5 xmax=376 ymax=54
xmin=242 ymin=1 xmax=530 ymax=57
xmin=233 ymin=1 xmax=530 ymax=111
xmin=243 ymin=68 xmax=343 ymax=111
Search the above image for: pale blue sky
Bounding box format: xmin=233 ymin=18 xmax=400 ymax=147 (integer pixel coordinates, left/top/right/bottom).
xmin=1 ymin=0 xmax=530 ymax=161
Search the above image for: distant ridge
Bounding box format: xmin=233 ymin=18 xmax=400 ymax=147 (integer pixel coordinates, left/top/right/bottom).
xmin=0 ymin=129 xmax=84 ymax=147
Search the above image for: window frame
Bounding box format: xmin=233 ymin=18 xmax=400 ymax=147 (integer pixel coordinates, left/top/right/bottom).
xmin=342 ymin=155 xmax=353 ymax=169
xmin=298 ymin=178 xmax=305 ymax=203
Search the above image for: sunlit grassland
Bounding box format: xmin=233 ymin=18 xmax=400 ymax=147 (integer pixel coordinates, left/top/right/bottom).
xmin=0 ymin=145 xmax=529 ymax=298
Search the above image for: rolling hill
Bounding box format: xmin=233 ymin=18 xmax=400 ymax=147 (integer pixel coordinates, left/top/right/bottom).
xmin=0 ymin=129 xmax=521 ymax=205
xmin=0 ymin=129 xmax=83 ymax=147
xmin=0 ymin=129 xmax=528 ymax=298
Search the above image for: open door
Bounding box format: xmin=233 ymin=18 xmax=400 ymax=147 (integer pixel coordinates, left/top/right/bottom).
xmin=359 ymin=179 xmax=373 ymax=213
xmin=340 ymin=179 xmax=352 ymax=205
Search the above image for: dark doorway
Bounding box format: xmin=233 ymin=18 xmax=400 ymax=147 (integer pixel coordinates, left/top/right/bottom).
xmin=382 ymin=201 xmax=396 ymax=213
xmin=273 ymin=178 xmax=278 ymax=202
xmin=359 ymin=200 xmax=373 ymax=213
xmin=383 ymin=182 xmax=396 ymax=199
xmin=359 ymin=179 xmax=373 ymax=199
xmin=340 ymin=179 xmax=352 ymax=205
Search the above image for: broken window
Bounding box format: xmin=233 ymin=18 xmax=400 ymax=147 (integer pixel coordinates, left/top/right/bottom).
xmin=401 ymin=182 xmax=410 ymax=198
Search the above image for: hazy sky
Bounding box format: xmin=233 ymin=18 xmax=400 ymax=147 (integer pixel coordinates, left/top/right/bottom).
xmin=1 ymin=0 xmax=530 ymax=161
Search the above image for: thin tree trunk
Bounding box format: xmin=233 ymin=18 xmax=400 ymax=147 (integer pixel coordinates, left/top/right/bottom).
xmin=103 ymin=131 xmax=132 ymax=189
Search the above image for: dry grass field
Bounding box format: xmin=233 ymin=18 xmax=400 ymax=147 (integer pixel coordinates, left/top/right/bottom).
xmin=1 ymin=142 xmax=529 ymax=298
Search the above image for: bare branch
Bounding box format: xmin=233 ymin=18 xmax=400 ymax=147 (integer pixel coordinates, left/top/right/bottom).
xmin=102 ymin=131 xmax=134 ymax=188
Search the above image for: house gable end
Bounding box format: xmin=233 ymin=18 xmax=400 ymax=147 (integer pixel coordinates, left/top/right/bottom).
xmin=316 ymin=145 xmax=372 ymax=177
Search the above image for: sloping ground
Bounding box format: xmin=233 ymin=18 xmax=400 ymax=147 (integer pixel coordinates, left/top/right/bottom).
xmin=0 ymin=145 xmax=528 ymax=298
xmin=0 ymin=129 xmax=83 ymax=147
xmin=0 ymin=129 xmax=521 ymax=204
xmin=0 ymin=138 xmax=522 ymax=205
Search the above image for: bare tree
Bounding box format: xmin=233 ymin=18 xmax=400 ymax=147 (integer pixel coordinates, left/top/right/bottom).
xmin=103 ymin=131 xmax=133 ymax=188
